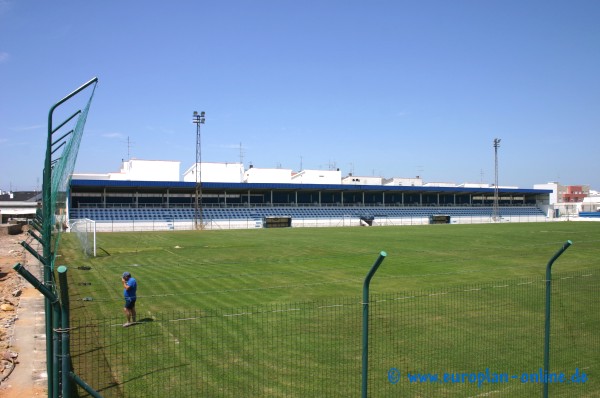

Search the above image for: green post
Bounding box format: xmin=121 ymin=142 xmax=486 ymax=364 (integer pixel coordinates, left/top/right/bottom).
xmin=53 ymin=299 xmax=61 ymax=398
xmin=12 ymin=262 xmax=61 ymax=397
xmin=69 ymin=372 xmax=104 ymax=398
xmin=57 ymin=266 xmax=74 ymax=398
xmin=48 ymin=298 xmax=62 ymax=397
xmin=13 ymin=263 xmax=57 ymax=300
xmin=20 ymin=241 xmax=48 ymax=266
xmin=42 ymin=77 xmax=98 ymax=396
xmin=362 ymin=251 xmax=387 ymax=398
xmin=543 ymin=240 xmax=572 ymax=398
xmin=43 ymin=88 xmax=55 ymax=398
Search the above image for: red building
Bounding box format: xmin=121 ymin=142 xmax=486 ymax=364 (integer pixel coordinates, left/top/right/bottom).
xmin=560 ymin=185 xmax=589 ymax=203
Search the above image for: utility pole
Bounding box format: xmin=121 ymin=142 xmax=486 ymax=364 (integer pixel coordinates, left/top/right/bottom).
xmin=193 ymin=111 xmax=206 ymax=230
xmin=493 ymin=138 xmax=501 ymax=221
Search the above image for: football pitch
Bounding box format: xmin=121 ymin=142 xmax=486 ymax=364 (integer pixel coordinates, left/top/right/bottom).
xmin=61 ymin=222 xmax=600 ymax=315
xmin=59 ymin=222 xmax=600 ymax=397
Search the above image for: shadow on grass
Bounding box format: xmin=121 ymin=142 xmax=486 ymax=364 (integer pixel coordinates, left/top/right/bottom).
xmin=97 ymin=363 xmax=190 ymax=395
xmin=97 ymin=246 xmax=111 ymax=257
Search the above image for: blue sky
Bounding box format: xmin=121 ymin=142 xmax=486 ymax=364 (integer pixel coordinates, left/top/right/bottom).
xmin=1 ymin=0 xmax=599 ymax=191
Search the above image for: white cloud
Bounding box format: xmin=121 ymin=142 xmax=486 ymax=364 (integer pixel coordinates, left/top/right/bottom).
xmin=12 ymin=124 xmax=42 ymax=132
xmin=102 ymin=132 xmax=125 ymax=139
xmin=0 ymin=52 xmax=8 ymax=63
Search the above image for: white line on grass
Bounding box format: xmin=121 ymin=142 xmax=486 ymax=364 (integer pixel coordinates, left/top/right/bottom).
xmin=224 ymin=312 xmax=252 ymax=317
xmin=148 ymin=311 xmax=180 ymax=344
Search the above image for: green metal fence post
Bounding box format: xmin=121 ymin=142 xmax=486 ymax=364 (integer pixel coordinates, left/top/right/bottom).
xmin=52 ymin=296 xmax=61 ymax=398
xmin=69 ymin=372 xmax=104 ymax=398
xmin=12 ymin=262 xmax=61 ymax=397
xmin=543 ymin=240 xmax=572 ymax=398
xmin=362 ymin=251 xmax=387 ymax=398
xmin=41 ymin=77 xmax=98 ymax=397
xmin=57 ymin=266 xmax=73 ymax=398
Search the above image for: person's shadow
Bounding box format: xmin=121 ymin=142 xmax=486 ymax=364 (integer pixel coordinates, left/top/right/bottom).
xmin=127 ymin=318 xmax=154 ymax=326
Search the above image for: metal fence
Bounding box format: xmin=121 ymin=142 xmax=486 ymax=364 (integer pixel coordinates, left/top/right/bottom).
xmin=70 ymin=269 xmax=599 ymax=397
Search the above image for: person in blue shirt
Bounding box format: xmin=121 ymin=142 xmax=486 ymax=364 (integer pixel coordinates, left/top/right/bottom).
xmin=122 ymin=271 xmax=137 ymax=327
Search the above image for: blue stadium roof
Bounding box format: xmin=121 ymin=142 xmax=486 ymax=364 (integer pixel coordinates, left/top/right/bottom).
xmin=70 ymin=179 xmax=552 ymax=195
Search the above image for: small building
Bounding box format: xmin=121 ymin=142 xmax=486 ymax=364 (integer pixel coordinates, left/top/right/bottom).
xmin=183 ymin=162 xmax=244 ymax=183
xmin=533 ymin=182 xmax=593 ymax=217
xmin=424 ymin=182 xmax=457 ymax=188
xmin=244 ymin=166 xmax=293 ymax=183
xmin=73 ymin=159 xmax=180 ymax=182
xmin=383 ymin=177 xmax=424 ymax=187
xmin=342 ymin=175 xmax=383 ymax=185
xmin=561 ymin=185 xmax=589 ymax=203
xmin=291 ymin=169 xmax=341 ymax=184
xmin=0 ymin=191 xmax=40 ymax=223
xmin=581 ymin=195 xmax=600 ymax=213
xmin=534 ymin=183 xmax=559 ymax=205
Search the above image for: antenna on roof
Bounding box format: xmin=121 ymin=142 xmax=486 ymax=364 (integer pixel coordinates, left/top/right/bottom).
xmin=493 ymin=138 xmax=501 ymax=221
xmin=121 ymin=136 xmax=135 ymax=160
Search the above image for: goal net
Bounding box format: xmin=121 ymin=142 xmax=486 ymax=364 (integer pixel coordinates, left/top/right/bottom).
xmin=70 ymin=218 xmax=96 ymax=257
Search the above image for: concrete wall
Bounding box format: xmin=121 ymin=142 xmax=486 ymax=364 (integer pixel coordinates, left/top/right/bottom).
xmin=534 ymin=182 xmax=559 ymax=204
xmin=72 ymin=173 xmax=111 ymax=180
xmin=244 ymin=167 xmax=293 ymax=183
xmin=74 ymin=160 xmax=181 ymax=181
xmin=342 ymin=176 xmax=383 ymax=185
xmin=581 ymin=196 xmax=600 ymax=212
xmin=183 ymin=162 xmax=244 ymax=183
xmin=110 ymin=159 xmax=180 ymax=181
xmin=291 ymin=169 xmax=341 ymax=184
xmin=383 ymin=177 xmax=424 ymax=186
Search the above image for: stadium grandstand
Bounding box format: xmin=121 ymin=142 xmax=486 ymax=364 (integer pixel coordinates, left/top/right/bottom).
xmin=67 ymin=159 xmax=552 ymax=231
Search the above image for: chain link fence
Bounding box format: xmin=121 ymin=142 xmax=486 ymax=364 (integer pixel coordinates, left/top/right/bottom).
xmin=70 ymin=269 xmax=599 ymax=397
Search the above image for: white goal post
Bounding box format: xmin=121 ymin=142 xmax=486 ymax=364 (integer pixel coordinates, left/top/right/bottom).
xmin=70 ymin=218 xmax=96 ymax=257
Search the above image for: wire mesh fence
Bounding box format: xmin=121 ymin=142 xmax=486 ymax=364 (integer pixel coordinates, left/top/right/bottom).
xmin=70 ymin=269 xmax=599 ymax=397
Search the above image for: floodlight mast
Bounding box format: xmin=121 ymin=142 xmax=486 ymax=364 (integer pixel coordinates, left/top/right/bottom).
xmin=493 ymin=138 xmax=501 ymax=221
xmin=193 ymin=111 xmax=206 ymax=230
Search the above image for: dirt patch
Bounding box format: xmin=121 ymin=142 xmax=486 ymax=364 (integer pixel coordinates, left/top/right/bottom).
xmin=0 ymin=231 xmax=46 ymax=396
xmin=0 ymin=232 xmax=27 ymax=350
xmin=0 ymin=384 xmax=46 ymax=398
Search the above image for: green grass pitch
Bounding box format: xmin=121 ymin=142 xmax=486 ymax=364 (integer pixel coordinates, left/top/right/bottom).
xmin=60 ymin=222 xmax=600 ymax=315
xmin=58 ymin=222 xmax=600 ymax=397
